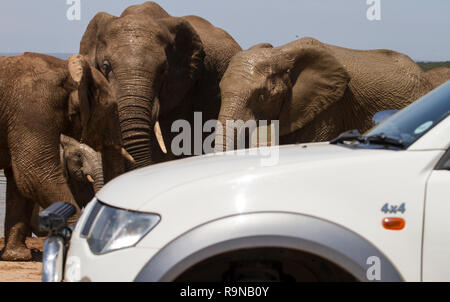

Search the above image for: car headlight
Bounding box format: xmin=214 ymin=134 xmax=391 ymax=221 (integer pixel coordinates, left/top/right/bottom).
xmin=81 ymin=200 xmax=160 ymax=255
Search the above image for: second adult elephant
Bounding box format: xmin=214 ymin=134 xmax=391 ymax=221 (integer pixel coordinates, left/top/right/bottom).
xmin=215 ymin=38 xmax=434 ymax=150
xmin=80 ymin=1 xmax=241 ymax=169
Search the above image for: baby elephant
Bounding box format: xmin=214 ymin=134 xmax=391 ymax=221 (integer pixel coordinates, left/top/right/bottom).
xmin=60 ymin=134 xmax=104 ymax=205
xmin=30 ymin=135 xmax=103 ymax=236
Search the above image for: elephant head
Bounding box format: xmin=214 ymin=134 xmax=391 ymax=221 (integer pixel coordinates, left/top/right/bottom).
xmin=215 ymin=38 xmax=350 ymax=151
xmin=80 ymin=2 xmax=205 ymax=168
xmin=60 ymin=134 xmax=104 ymax=194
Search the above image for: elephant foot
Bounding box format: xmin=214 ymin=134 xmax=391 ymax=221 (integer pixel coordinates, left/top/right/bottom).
xmin=1 ymin=245 xmax=32 ymax=262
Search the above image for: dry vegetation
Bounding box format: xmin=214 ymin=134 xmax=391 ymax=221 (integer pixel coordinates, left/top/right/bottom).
xmin=417 ymin=61 xmax=450 ymax=72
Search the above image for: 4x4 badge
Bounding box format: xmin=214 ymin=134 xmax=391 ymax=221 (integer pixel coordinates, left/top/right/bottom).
xmin=381 ymin=203 xmax=406 ymax=214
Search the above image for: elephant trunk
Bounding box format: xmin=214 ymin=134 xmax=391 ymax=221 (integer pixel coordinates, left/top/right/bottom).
xmin=116 ymin=73 xmax=157 ymax=169
xmin=215 ymin=115 xmax=238 ymax=152
xmin=215 ymin=97 xmax=252 ymax=152
xmin=91 ymin=166 xmax=104 ymax=193
xmin=81 ymin=146 xmax=104 ymax=192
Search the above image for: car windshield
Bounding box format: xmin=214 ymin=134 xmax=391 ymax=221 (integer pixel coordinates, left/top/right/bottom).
xmin=356 ymin=81 xmax=450 ymax=149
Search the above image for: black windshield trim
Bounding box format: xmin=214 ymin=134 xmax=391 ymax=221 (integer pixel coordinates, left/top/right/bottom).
xmin=435 ymin=148 xmax=450 ymax=170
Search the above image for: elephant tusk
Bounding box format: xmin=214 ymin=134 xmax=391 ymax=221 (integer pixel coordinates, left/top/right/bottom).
xmin=121 ymin=148 xmax=136 ymax=164
xmin=86 ymin=174 xmax=95 ymax=183
xmin=154 ymin=121 xmax=168 ymax=154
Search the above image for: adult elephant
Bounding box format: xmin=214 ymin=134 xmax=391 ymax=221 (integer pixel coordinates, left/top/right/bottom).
xmin=0 ymin=53 xmax=132 ymax=260
xmin=215 ymin=38 xmax=434 ymax=150
xmin=80 ymin=1 xmax=241 ymax=168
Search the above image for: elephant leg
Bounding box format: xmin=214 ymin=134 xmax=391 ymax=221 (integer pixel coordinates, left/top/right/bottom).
xmin=7 ymin=132 xmax=81 ymax=226
xmin=30 ymin=203 xmax=46 ymax=237
xmin=1 ymin=168 xmax=33 ymax=261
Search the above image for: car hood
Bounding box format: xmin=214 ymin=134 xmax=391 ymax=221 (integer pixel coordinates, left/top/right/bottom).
xmin=97 ymin=143 xmax=394 ymax=210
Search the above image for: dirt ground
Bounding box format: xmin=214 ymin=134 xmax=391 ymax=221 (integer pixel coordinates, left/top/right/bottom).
xmin=0 ymin=237 xmax=44 ymax=282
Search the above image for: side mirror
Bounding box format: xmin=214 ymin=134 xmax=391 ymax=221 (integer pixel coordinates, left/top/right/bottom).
xmin=39 ymin=202 xmax=76 ymax=234
xmin=40 ymin=202 xmax=76 ymax=282
xmin=372 ymin=110 xmax=398 ymax=127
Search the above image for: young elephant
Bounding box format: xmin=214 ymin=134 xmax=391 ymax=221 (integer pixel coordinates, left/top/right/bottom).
xmin=0 ymin=53 xmax=131 ymax=261
xmin=60 ymin=134 xmax=104 ymax=202
xmin=30 ymin=135 xmax=104 ymax=236
xmin=215 ymin=38 xmax=434 ymax=150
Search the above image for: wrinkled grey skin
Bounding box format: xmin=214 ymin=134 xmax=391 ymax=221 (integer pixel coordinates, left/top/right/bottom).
xmin=80 ymin=1 xmax=241 ymax=169
xmin=0 ymin=53 xmax=127 ymax=261
xmin=30 ymin=135 xmax=103 ymax=236
xmin=215 ymin=38 xmax=434 ymax=150
xmin=60 ymin=134 xmax=104 ymax=197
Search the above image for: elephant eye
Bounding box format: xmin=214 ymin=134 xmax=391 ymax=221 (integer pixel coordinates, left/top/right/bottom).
xmin=102 ymin=60 xmax=112 ymax=79
xmin=257 ymin=89 xmax=269 ymax=102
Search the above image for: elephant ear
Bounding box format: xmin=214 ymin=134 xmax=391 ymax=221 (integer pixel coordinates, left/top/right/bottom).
xmin=67 ymin=54 xmax=111 ymax=146
xmin=278 ymin=38 xmax=350 ymax=136
xmin=158 ymin=17 xmax=205 ymax=112
xmin=68 ymin=55 xmax=92 ymax=135
xmin=66 ymin=55 xmax=125 ymax=155
xmin=80 ymin=12 xmax=115 ymax=66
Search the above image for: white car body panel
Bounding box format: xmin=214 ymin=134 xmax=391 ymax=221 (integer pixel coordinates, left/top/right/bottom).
xmin=65 ymin=82 xmax=450 ymax=282
xmin=422 ymin=170 xmax=450 ymax=281
xmin=131 ymin=148 xmax=443 ymax=281
xmin=69 ymin=142 xmax=447 ymax=281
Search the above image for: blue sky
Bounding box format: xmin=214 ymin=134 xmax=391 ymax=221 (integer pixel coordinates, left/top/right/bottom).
xmin=0 ymin=0 xmax=449 ymax=61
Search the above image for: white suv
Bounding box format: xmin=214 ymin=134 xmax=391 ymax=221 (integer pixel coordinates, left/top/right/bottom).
xmin=51 ymin=81 xmax=450 ymax=282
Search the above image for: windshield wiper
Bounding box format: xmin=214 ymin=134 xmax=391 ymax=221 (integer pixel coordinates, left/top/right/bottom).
xmin=363 ymin=134 xmax=404 ymax=149
xmin=329 ymin=129 xmax=365 ymax=144
xmin=330 ymin=130 xmax=404 ymax=149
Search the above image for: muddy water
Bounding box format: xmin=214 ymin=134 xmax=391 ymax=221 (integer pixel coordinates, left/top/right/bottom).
xmin=0 ymin=170 xmax=5 ymax=237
